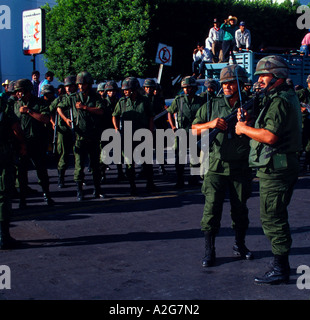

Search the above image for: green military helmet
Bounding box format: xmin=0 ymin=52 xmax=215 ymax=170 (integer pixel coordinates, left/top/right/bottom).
xmin=121 ymin=77 xmax=140 ymax=90
xmin=254 ymin=55 xmax=289 ymax=79
xmin=41 ymin=84 xmax=55 ymax=95
xmin=64 ymin=75 xmax=76 ymax=86
xmin=204 ymin=78 xmax=217 ymax=91
xmin=143 ymin=78 xmax=156 ymax=87
xmin=76 ymin=71 xmax=94 ymax=85
xmin=181 ymin=76 xmax=197 ymax=88
xmin=220 ymin=64 xmax=248 ymax=84
xmin=97 ymin=82 xmax=106 ymax=92
xmin=14 ymin=78 xmax=33 ymax=92
xmin=8 ymin=81 xmax=16 ymax=93
xmin=105 ymin=80 xmax=118 ymax=91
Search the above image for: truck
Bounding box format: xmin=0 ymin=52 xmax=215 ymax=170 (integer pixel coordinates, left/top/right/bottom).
xmin=204 ymin=51 xmax=310 ymax=87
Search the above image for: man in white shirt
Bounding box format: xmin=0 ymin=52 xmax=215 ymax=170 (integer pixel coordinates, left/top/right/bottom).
xmin=207 ymin=18 xmax=224 ymax=62
xmin=192 ymin=43 xmax=212 ymax=79
xmin=235 ymin=21 xmax=251 ymax=52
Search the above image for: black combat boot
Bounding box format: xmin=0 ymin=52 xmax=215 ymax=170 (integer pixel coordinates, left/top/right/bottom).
xmin=0 ymin=222 xmax=19 ymax=250
xmin=175 ymin=164 xmax=185 ymax=189
xmin=202 ymin=231 xmax=216 ymax=267
xmin=233 ymin=229 xmax=254 ymax=260
xmin=76 ymin=182 xmax=84 ymax=201
xmin=93 ymin=180 xmax=105 ymax=199
xmin=58 ymin=169 xmax=65 ymax=188
xmin=254 ymin=254 xmax=290 ymax=285
xmin=117 ymin=164 xmax=125 ymax=181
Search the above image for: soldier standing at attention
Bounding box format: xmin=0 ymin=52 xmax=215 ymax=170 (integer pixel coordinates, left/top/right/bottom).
xmin=112 ymin=77 xmax=156 ymax=196
xmin=0 ymin=95 xmax=26 ymax=249
xmin=50 ymin=76 xmax=77 ymax=188
xmin=13 ymin=79 xmax=54 ymax=207
xmin=58 ymin=71 xmax=104 ymax=201
xmin=167 ymin=76 xmax=204 ymax=188
xmin=235 ymin=55 xmax=302 ymax=285
xmin=192 ymin=65 xmax=253 ymax=267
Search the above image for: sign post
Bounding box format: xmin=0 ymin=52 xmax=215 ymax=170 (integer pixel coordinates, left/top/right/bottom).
xmin=22 ymin=8 xmax=45 ymax=71
xmin=155 ymin=43 xmax=173 ymax=84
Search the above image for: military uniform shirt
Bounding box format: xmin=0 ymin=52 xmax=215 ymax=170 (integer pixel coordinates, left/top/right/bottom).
xmin=193 ymin=94 xmax=250 ymax=175
xmin=167 ymin=94 xmax=204 ymax=132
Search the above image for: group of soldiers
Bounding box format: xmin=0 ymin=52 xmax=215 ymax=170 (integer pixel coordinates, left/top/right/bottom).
xmin=0 ymin=54 xmax=306 ymax=286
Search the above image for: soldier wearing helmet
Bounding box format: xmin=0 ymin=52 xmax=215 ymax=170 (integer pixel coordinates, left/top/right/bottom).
xmin=0 ymin=93 xmax=26 ymax=249
xmin=112 ymin=76 xmax=156 ymax=196
xmin=235 ymin=55 xmax=302 ymax=285
xmin=143 ymin=78 xmax=168 ymax=175
xmin=100 ymin=80 xmax=124 ymax=182
xmin=49 ymin=75 xmax=77 ymax=188
xmin=192 ymin=64 xmax=253 ymax=267
xmin=167 ymin=76 xmax=205 ymax=188
xmin=200 ymin=78 xmax=218 ymax=103
xmin=13 ymin=78 xmax=54 ymax=207
xmin=296 ymin=74 xmax=310 ymax=172
xmin=58 ymin=71 xmax=105 ymax=201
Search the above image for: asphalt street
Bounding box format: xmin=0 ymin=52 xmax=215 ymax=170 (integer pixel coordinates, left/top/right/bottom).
xmin=0 ymin=155 xmax=310 ymax=304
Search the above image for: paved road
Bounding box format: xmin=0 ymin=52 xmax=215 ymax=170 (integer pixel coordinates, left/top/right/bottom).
xmin=0 ymin=158 xmax=310 ymax=303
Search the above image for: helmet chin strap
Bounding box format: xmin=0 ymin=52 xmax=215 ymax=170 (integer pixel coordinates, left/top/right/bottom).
xmin=264 ymin=76 xmax=278 ymax=95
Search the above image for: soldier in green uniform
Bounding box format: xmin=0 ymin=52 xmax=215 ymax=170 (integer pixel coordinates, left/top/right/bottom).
xmin=0 ymin=95 xmax=26 ymax=249
xmin=167 ymin=76 xmax=204 ymax=188
xmin=58 ymin=71 xmax=104 ymax=201
xmin=13 ymin=79 xmax=54 ymax=207
xmin=112 ymin=77 xmax=156 ymax=196
xmin=143 ymin=78 xmax=168 ymax=175
xmin=50 ymin=76 xmax=77 ymax=188
xmin=101 ymin=81 xmax=124 ymax=182
xmin=200 ymin=78 xmax=218 ymax=104
xmin=235 ymin=55 xmax=302 ymax=285
xmin=192 ymin=65 xmax=253 ymax=267
xmin=296 ymin=75 xmax=310 ymax=171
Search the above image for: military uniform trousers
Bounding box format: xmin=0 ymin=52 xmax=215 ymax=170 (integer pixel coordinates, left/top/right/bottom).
xmin=73 ymin=136 xmax=101 ymax=186
xmin=201 ymin=169 xmax=252 ymax=234
xmin=259 ymin=172 xmax=298 ymax=256
xmin=57 ymin=129 xmax=74 ymax=171
xmin=0 ymin=164 xmax=14 ymax=222
xmin=18 ymin=138 xmax=50 ymax=199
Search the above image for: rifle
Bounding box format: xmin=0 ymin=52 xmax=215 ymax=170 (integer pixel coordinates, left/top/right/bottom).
xmin=52 ymin=112 xmax=58 ymax=154
xmin=197 ymin=89 xmax=266 ymax=149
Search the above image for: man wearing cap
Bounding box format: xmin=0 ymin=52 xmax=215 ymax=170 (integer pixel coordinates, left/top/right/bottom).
xmin=192 ymin=65 xmax=253 ymax=268
xmin=0 ymin=80 xmax=10 ymax=102
xmin=235 ymin=21 xmax=251 ymax=52
xmin=167 ymin=76 xmax=205 ymax=188
xmin=235 ymin=55 xmax=302 ymax=285
xmin=207 ymin=18 xmax=224 ymax=63
xmin=221 ymin=15 xmax=238 ymax=62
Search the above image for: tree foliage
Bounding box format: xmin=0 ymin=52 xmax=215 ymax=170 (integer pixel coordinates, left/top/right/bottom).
xmin=43 ymin=0 xmax=153 ymax=82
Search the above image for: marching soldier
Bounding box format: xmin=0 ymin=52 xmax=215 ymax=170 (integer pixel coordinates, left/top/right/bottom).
xmin=200 ymin=78 xmax=218 ymax=104
xmin=192 ymin=65 xmax=253 ymax=267
xmin=0 ymin=95 xmax=26 ymax=249
xmin=50 ymin=76 xmax=77 ymax=188
xmin=167 ymin=76 xmax=204 ymax=188
xmin=112 ymin=77 xmax=156 ymax=196
xmin=235 ymin=55 xmax=302 ymax=284
xmin=101 ymin=81 xmax=124 ymax=182
xmin=58 ymin=71 xmax=104 ymax=201
xmin=13 ymin=79 xmax=54 ymax=207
